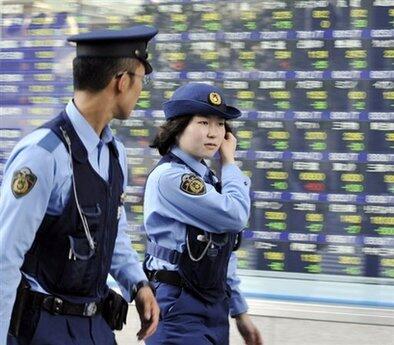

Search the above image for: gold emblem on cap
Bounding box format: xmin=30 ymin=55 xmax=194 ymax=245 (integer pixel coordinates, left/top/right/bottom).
xmin=208 ymin=92 xmax=222 ymax=106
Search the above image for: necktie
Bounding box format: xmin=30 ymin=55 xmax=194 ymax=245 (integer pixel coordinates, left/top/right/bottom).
xmin=205 ymin=169 xmax=221 ymax=193
xmin=97 ymin=140 xmax=103 ymax=166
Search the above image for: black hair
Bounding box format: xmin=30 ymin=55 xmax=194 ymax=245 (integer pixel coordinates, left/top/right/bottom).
xmin=73 ymin=57 xmax=138 ymax=92
xmin=150 ymin=115 xmax=193 ymax=156
xmin=150 ymin=115 xmax=233 ymax=156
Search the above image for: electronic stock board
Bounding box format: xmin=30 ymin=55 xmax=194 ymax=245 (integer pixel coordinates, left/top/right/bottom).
xmin=1 ymin=0 xmax=393 ymax=280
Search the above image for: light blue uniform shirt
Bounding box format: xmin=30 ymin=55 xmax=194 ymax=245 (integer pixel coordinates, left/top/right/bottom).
xmin=0 ymin=100 xmax=146 ymax=342
xmin=144 ymin=146 xmax=251 ymax=316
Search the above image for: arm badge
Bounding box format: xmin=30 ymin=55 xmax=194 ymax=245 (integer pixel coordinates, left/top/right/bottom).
xmin=11 ymin=167 xmax=37 ymax=198
xmin=180 ymin=174 xmax=206 ymax=195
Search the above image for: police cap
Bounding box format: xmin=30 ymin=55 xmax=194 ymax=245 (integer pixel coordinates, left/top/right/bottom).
xmin=67 ymin=25 xmax=158 ymax=74
xmin=163 ymin=83 xmax=242 ymax=120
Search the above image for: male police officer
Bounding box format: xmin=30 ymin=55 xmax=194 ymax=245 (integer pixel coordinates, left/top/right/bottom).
xmin=0 ymin=25 xmax=159 ymax=344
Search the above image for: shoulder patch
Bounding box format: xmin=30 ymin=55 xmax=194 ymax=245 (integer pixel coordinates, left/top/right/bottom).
xmin=11 ymin=167 xmax=37 ymax=198
xmin=180 ymin=173 xmax=206 ymax=195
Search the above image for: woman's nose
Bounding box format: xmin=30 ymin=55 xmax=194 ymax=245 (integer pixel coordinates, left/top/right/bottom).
xmin=207 ymin=125 xmax=218 ymax=137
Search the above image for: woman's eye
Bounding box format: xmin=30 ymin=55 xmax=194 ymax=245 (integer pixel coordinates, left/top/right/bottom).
xmin=199 ymin=121 xmax=209 ymax=125
xmin=218 ymin=122 xmax=225 ymax=126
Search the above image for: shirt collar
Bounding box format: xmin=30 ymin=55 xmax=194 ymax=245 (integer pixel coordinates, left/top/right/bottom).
xmin=66 ymin=100 xmax=114 ymax=153
xmin=171 ymin=146 xmax=208 ymax=178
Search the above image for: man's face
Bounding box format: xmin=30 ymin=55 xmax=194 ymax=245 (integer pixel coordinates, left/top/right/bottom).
xmin=115 ymin=62 xmax=145 ymax=120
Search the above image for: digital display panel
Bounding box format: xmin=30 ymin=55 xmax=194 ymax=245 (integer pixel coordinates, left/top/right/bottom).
xmin=1 ymin=0 xmax=393 ymax=281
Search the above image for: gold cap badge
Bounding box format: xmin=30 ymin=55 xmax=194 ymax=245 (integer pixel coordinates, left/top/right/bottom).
xmin=208 ymin=92 xmax=222 ymax=106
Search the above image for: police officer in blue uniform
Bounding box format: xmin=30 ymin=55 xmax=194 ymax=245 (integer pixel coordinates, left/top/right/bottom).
xmin=143 ymin=83 xmax=263 ymax=345
xmin=0 ymin=26 xmax=160 ymax=345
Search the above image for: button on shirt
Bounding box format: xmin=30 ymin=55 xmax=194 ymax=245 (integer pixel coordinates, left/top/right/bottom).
xmin=0 ymin=100 xmax=146 ymax=340
xmin=144 ymin=146 xmax=251 ymax=316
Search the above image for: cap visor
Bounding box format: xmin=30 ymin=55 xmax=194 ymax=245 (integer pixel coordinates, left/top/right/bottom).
xmin=143 ymin=60 xmax=153 ymax=74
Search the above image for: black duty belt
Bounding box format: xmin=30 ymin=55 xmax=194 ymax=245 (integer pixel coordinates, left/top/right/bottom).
xmin=26 ymin=290 xmax=103 ymax=317
xmin=146 ymin=270 xmax=185 ymax=288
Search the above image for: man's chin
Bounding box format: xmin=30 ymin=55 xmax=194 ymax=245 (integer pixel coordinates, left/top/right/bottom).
xmin=114 ymin=112 xmax=131 ymax=120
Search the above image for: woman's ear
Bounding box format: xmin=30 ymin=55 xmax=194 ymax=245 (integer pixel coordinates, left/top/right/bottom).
xmin=225 ymin=122 xmax=232 ymax=134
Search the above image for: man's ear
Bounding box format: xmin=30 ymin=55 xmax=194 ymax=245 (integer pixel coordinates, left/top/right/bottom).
xmin=115 ymin=72 xmax=128 ymax=93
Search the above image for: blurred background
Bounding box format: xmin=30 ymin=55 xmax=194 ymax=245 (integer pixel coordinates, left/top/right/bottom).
xmin=1 ymin=0 xmax=393 ymax=344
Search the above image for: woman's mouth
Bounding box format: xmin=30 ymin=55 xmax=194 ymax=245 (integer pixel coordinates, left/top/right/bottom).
xmin=204 ymin=143 xmax=217 ymax=148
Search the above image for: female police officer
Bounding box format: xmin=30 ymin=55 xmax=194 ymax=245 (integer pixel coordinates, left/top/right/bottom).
xmin=143 ymin=82 xmax=263 ymax=345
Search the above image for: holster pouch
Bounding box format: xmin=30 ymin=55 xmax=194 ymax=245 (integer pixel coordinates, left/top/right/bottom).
xmin=9 ymin=278 xmax=30 ymax=337
xmin=103 ymin=289 xmax=128 ymax=331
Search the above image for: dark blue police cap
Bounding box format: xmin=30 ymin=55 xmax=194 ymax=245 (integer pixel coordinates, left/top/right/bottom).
xmin=67 ymin=25 xmax=158 ymax=74
xmin=163 ymin=83 xmax=241 ymax=120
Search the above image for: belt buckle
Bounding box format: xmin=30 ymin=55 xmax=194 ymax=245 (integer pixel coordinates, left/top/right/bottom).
xmin=52 ymin=297 xmax=63 ymax=315
xmin=83 ymin=302 xmax=97 ymax=317
xmin=146 ymin=270 xmax=157 ymax=281
xmin=152 ymin=270 xmax=158 ymax=280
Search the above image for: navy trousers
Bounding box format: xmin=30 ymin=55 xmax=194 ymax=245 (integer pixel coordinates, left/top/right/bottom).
xmin=145 ymin=283 xmax=230 ymax=345
xmin=7 ymin=307 xmax=116 ymax=345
